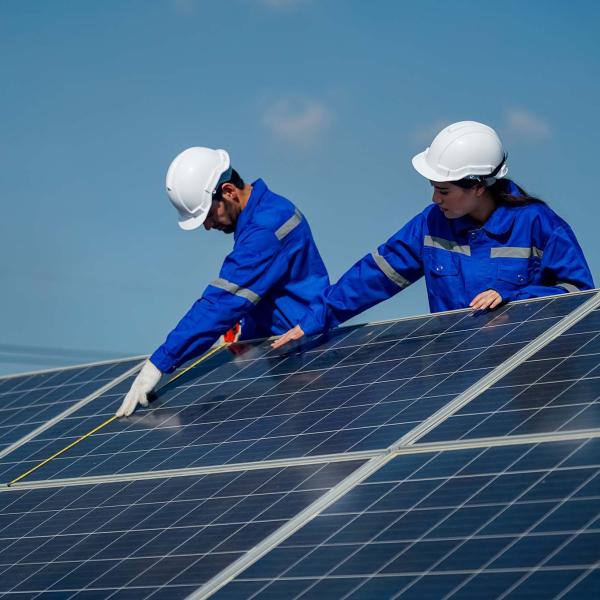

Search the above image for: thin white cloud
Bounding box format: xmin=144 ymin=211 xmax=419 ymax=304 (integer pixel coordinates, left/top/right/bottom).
xmin=505 ymin=108 xmax=551 ymax=140
xmin=262 ymin=98 xmax=332 ymax=146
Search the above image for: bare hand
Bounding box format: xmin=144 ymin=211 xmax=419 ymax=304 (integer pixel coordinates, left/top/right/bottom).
xmin=271 ymin=325 xmax=305 ymax=349
xmin=469 ymin=289 xmax=503 ymax=311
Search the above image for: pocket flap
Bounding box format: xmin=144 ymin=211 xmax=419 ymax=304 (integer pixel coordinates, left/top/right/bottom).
xmin=428 ymin=254 xmax=459 ymax=277
xmin=497 ymin=264 xmax=531 ymax=284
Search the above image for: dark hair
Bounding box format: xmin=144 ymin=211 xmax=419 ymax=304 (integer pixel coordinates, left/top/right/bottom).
xmin=453 ymin=177 xmax=545 ymax=205
xmin=214 ymin=168 xmax=245 ymax=200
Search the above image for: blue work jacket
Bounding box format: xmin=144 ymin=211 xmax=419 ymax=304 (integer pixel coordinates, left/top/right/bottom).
xmin=300 ymin=200 xmax=594 ymax=335
xmin=151 ymin=179 xmax=329 ymax=372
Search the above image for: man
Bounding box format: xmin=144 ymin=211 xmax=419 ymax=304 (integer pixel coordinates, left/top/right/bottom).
xmin=116 ymin=147 xmax=329 ymax=416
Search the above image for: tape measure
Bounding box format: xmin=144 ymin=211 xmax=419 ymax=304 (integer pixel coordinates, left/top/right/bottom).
xmin=7 ymin=343 xmax=226 ymax=487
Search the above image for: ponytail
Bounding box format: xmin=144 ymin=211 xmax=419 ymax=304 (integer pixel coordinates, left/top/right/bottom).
xmin=454 ymin=177 xmax=545 ymax=205
xmin=488 ymin=179 xmax=545 ymax=205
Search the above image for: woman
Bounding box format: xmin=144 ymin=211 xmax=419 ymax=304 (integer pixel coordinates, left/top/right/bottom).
xmin=272 ymin=121 xmax=594 ymax=349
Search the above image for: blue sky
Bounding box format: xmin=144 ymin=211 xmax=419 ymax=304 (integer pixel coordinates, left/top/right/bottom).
xmin=1 ymin=0 xmax=599 ymax=374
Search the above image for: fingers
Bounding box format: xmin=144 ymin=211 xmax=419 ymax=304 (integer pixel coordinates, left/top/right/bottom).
xmin=116 ymin=362 xmax=161 ymax=417
xmin=115 ymin=391 xmax=133 ymax=417
xmin=270 ymin=332 xmax=294 ymax=350
xmin=469 ymin=290 xmax=502 ymax=311
xmin=490 ymin=295 xmax=503 ymax=309
xmin=470 ymin=293 xmax=492 ymax=310
xmin=116 ymin=386 xmax=145 ymax=417
xmin=271 ymin=325 xmax=305 ymax=349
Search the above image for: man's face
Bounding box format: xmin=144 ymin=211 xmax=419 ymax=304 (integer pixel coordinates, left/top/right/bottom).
xmin=203 ymin=185 xmax=242 ymax=234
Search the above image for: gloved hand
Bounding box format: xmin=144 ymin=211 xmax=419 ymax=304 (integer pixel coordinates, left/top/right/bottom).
xmin=116 ymin=360 xmax=163 ymax=417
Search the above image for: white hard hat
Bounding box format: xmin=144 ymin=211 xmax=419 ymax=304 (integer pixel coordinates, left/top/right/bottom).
xmin=412 ymin=121 xmax=508 ymax=183
xmin=165 ymin=147 xmax=231 ymax=230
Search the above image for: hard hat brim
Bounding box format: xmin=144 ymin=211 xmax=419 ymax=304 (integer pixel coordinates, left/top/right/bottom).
xmin=178 ymin=210 xmax=208 ymax=231
xmin=412 ymin=150 xmax=455 ymax=182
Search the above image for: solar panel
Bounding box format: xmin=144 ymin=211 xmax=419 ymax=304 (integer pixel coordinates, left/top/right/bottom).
xmin=1 ymin=291 xmax=599 ymax=600
xmin=2 ymin=295 xmax=589 ymax=484
xmin=209 ymin=437 xmax=600 ymax=600
xmin=0 ymin=359 xmax=142 ymax=455
xmin=419 ymin=307 xmax=600 ymax=444
xmin=0 ymin=460 xmax=363 ymax=598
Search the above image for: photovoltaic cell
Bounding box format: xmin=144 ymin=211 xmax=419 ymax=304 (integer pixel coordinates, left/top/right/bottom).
xmin=211 ymin=438 xmax=600 ymax=600
xmin=1 ymin=294 xmax=587 ymax=484
xmin=0 ymin=359 xmax=141 ymax=454
xmin=420 ymin=307 xmax=600 ymax=444
xmin=0 ymin=460 xmax=363 ymax=599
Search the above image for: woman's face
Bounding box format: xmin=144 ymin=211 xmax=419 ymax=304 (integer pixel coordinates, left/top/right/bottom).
xmin=430 ymin=181 xmax=480 ymax=219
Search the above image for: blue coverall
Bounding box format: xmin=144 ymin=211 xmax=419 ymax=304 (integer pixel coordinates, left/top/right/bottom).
xmin=299 ymin=200 xmax=594 ymax=335
xmin=151 ymin=179 xmax=329 ymax=373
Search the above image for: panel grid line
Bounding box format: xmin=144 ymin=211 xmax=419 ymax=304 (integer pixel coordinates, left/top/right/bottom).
xmin=396 ymin=292 xmax=600 ymax=447
xmin=439 ymin=438 xmax=600 ymax=599
xmin=60 ymin=463 xmax=336 ymax=599
xmin=0 ymin=360 xmax=144 ymax=463
xmin=3 ymin=427 xmax=600 ymax=493
xmin=18 ymin=321 xmax=382 ymax=482
xmin=240 ymin=434 xmax=591 ymax=599
xmin=0 ymin=461 xmax=363 ymax=598
xmin=0 ymin=355 xmax=148 ymax=382
xmin=554 ymin=560 xmax=600 ymax=599
xmin=446 ymin=333 xmax=600 ymax=443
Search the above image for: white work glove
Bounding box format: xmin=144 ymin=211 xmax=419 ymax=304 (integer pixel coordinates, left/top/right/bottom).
xmin=116 ymin=360 xmax=163 ymax=417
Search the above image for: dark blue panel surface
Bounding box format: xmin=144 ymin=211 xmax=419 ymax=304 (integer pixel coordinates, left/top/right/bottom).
xmin=0 ymin=360 xmax=141 ymax=454
xmin=3 ymin=294 xmax=588 ymax=483
xmin=421 ymin=305 xmax=600 ymax=444
xmin=213 ymin=437 xmax=600 ymax=599
xmin=0 ymin=460 xmax=362 ymax=599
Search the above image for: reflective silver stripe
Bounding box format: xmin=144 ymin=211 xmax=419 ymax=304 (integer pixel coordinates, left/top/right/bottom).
xmin=371 ymin=251 xmax=411 ymax=289
xmin=556 ymin=282 xmax=579 ymax=293
xmin=424 ymin=235 xmax=471 ymax=256
xmin=275 ymin=209 xmax=302 ymax=240
xmin=211 ymin=278 xmax=261 ymax=304
xmin=490 ymin=246 xmax=544 ymax=259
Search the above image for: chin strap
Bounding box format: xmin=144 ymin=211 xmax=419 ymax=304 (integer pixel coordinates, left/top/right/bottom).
xmin=465 ymin=153 xmax=508 ymax=187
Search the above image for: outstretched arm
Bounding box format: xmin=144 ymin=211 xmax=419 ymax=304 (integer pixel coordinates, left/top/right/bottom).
xmin=272 ymin=215 xmax=426 ymax=348
xmin=118 ymin=227 xmax=288 ymax=416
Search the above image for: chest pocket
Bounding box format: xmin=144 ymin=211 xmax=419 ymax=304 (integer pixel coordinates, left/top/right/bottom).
xmin=496 ymin=260 xmax=534 ymax=288
xmin=425 ymin=249 xmax=461 ymax=302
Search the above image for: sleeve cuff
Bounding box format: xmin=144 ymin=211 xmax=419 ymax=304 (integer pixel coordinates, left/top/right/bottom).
xmin=490 ymin=285 xmax=517 ymax=304
xmin=149 ymin=347 xmax=177 ymax=374
xmin=299 ymin=311 xmax=326 ymax=336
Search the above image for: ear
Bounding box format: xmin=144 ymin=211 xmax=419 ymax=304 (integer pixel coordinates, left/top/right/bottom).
xmin=474 ymin=184 xmax=487 ymax=197
xmin=220 ymin=182 xmax=237 ymax=200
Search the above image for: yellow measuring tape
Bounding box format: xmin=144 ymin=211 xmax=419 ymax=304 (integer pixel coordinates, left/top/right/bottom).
xmin=7 ymin=343 xmax=227 ymax=487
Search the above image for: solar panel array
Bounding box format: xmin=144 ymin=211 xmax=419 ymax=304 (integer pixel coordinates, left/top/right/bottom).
xmin=1 ymin=291 xmax=599 ymax=599
xmin=212 ymin=437 xmax=600 ymax=600
xmin=0 ymin=460 xmax=363 ymax=598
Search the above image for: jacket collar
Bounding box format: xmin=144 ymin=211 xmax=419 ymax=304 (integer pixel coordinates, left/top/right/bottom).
xmin=452 ymin=202 xmax=518 ymax=236
xmin=234 ymin=179 xmax=268 ymax=240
